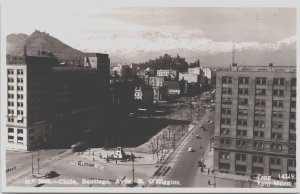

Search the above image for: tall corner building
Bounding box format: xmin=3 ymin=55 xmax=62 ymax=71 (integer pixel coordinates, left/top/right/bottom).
xmin=212 ymin=65 xmax=296 ymax=178
xmin=6 ymin=55 xmax=56 ymax=150
xmin=6 ymin=52 xmax=110 ymax=151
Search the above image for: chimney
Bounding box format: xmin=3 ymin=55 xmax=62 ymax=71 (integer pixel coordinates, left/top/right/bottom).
xmin=23 ymin=46 xmax=27 ymax=56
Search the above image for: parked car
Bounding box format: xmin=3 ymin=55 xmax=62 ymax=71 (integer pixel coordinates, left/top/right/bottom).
xmin=188 ymin=147 xmax=193 ymax=152
xmin=45 ymin=171 xmax=58 ymax=178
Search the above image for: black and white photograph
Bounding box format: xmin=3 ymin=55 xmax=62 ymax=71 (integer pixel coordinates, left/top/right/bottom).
xmin=1 ymin=0 xmax=298 ymax=193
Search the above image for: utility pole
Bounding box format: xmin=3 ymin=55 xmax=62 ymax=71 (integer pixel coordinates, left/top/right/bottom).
xmin=31 ymin=155 xmax=34 ymax=175
xmin=37 ymin=150 xmax=40 ymax=175
xmin=131 ymin=152 xmax=135 ymax=185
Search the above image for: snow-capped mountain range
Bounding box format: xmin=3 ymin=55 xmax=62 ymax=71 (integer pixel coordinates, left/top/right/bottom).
xmin=7 ymin=31 xmax=296 ymax=67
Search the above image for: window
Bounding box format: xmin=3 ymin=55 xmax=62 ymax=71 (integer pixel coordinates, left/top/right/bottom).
xmin=8 ymin=135 xmax=14 ymax=142
xmin=290 ymin=112 xmax=296 ymax=119
xmin=272 ymin=111 xmax=283 ymax=118
xmin=255 ymin=99 xmax=265 ymax=107
xmin=221 ymin=118 xmax=231 ymax=125
xmin=17 ymin=94 xmax=23 ymax=99
xmin=273 ymin=89 xmax=284 ymax=96
xmin=17 ymin=136 xmax=23 ymax=141
xmin=17 ymin=110 xmax=23 ymax=115
xmin=7 ymin=117 xmax=14 ymax=122
xmin=222 ymin=87 xmax=232 ymax=94
xmin=256 ymin=89 xmax=266 ymax=95
xmin=254 ymin=120 xmax=265 ymax=128
xmin=289 ymin=134 xmax=296 ymax=141
xmin=17 ymin=86 xmax=23 ymax=91
xmin=291 ymin=90 xmax=296 ymax=97
xmin=8 ymin=101 xmax=14 ymax=106
xmin=256 ymin=77 xmax=267 ymax=85
xmin=8 ymin=128 xmax=14 ymax=133
xmin=8 ymin=78 xmax=14 ymax=82
xmin=237 ymin=119 xmax=247 ymax=126
xmin=288 ymin=159 xmax=296 ymax=167
xmin=8 ymin=94 xmax=14 ymax=99
xmin=272 ymin=122 xmax=283 ymax=129
xmin=254 ymin=131 xmax=264 ymax=138
xmin=273 ymin=100 xmax=283 ymax=107
xmin=17 ymin=102 xmax=23 ymax=107
xmin=239 ymin=77 xmax=249 ymax=85
xmin=239 ymin=88 xmax=248 ymax=95
xmin=220 ymin=152 xmax=230 ymax=160
xmin=17 ymin=78 xmax=23 ymax=83
xmin=222 ymin=76 xmax=232 ymax=84
xmin=291 ymin=101 xmax=296 ymax=108
xmin=271 ymin=143 xmax=282 ymax=151
xmin=253 ymin=155 xmax=264 ymax=163
xmin=271 ymin=132 xmax=282 ymax=140
xmin=290 ymin=123 xmax=296 ymax=130
xmin=221 ymin=108 xmax=231 ymax=115
xmin=237 ymin=130 xmax=247 ymax=136
xmin=236 ymin=139 xmax=247 ymax=147
xmin=236 ymin=154 xmax=246 ymax=161
xmin=8 ymin=85 xmax=14 ymax=90
xmin=220 ymin=128 xmax=230 ymax=135
xmin=220 ymin=138 xmax=231 ymax=145
xmin=17 ymin=129 xmax=23 ymax=134
xmin=255 ymin=110 xmax=265 ymax=117
xmin=253 ymin=167 xmax=264 ymax=174
xmin=273 ymin=78 xmax=285 ymax=86
xmin=17 ymin=69 xmax=23 ymax=75
xmin=222 ymin=98 xmax=232 ymax=105
xmin=253 ymin=141 xmax=264 ymax=149
xmin=7 ymin=69 xmax=14 ymax=75
xmin=236 ymin=165 xmax=247 ymax=172
xmin=289 ymin=145 xmax=296 ymax=152
xmin=291 ymin=78 xmax=296 ymax=86
xmin=239 ymin=98 xmax=248 ymax=105
xmin=8 ymin=109 xmax=14 ymax=114
xmin=238 ymin=109 xmax=248 ymax=116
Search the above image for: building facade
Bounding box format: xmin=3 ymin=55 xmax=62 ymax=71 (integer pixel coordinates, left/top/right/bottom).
xmin=212 ymin=66 xmax=296 ymax=178
xmin=6 ymin=55 xmax=56 ymax=150
xmin=6 ymin=52 xmax=110 ymax=151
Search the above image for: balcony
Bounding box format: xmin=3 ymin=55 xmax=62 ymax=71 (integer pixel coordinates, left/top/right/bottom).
xmin=270 ymin=164 xmax=282 ymax=170
xmin=219 ymin=159 xmax=230 ymax=164
xmin=235 ymin=160 xmax=247 ymax=165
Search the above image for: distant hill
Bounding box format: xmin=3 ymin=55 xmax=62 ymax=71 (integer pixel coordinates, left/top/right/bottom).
xmin=7 ymin=30 xmax=85 ymax=61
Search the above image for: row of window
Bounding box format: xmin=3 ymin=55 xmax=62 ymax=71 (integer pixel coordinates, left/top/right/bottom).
xmin=7 ymin=69 xmax=24 ymax=75
xmin=222 ymin=88 xmax=295 ymax=97
xmin=222 ymin=98 xmax=296 ymax=108
xmin=8 ymin=102 xmax=23 ymax=107
xmin=219 ymin=152 xmax=296 ymax=167
xmin=222 ymin=109 xmax=294 ymax=119
xmin=220 ymin=138 xmax=296 ymax=151
xmin=8 ymin=128 xmax=24 ymax=134
xmin=7 ymin=94 xmax=24 ymax=99
xmin=7 ymin=78 xmax=24 ymax=83
xmin=222 ymin=77 xmax=296 ymax=86
xmin=8 ymin=86 xmax=24 ymax=91
xmin=7 ymin=117 xmax=24 ymax=123
xmin=7 ymin=109 xmax=24 ymax=115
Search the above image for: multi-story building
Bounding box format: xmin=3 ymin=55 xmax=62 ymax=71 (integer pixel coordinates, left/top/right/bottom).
xmin=157 ymin=69 xmax=177 ymax=79
xmin=148 ymin=76 xmax=165 ymax=101
xmin=212 ymin=65 xmax=296 ymax=179
xmin=6 ymin=54 xmax=56 ymax=150
xmin=6 ymin=52 xmax=110 ymax=151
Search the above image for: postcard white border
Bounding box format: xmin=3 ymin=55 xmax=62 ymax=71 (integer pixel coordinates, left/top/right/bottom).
xmin=1 ymin=0 xmax=299 ymax=193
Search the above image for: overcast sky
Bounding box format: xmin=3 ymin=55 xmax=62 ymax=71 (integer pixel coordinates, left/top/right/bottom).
xmin=4 ymin=0 xmax=296 ymax=53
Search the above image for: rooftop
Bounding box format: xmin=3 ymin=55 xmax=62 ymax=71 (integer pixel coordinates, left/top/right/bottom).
xmin=219 ymin=65 xmax=296 ymax=73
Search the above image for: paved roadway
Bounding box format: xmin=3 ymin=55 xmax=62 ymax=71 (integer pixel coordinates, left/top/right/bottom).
xmin=6 ymin=149 xmax=67 ymax=185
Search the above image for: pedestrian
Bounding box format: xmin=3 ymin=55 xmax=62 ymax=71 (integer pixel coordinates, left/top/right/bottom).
xmin=201 ymin=167 xmax=204 ymax=172
xmin=207 ymin=169 xmax=210 ymax=175
xmin=115 ymin=160 xmax=117 ymax=164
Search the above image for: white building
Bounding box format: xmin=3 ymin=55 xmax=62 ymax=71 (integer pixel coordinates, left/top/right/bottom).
xmin=179 ymin=73 xmax=199 ymax=83
xmin=157 ymin=69 xmax=177 ymax=78
xmin=188 ymin=67 xmax=201 ymax=75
